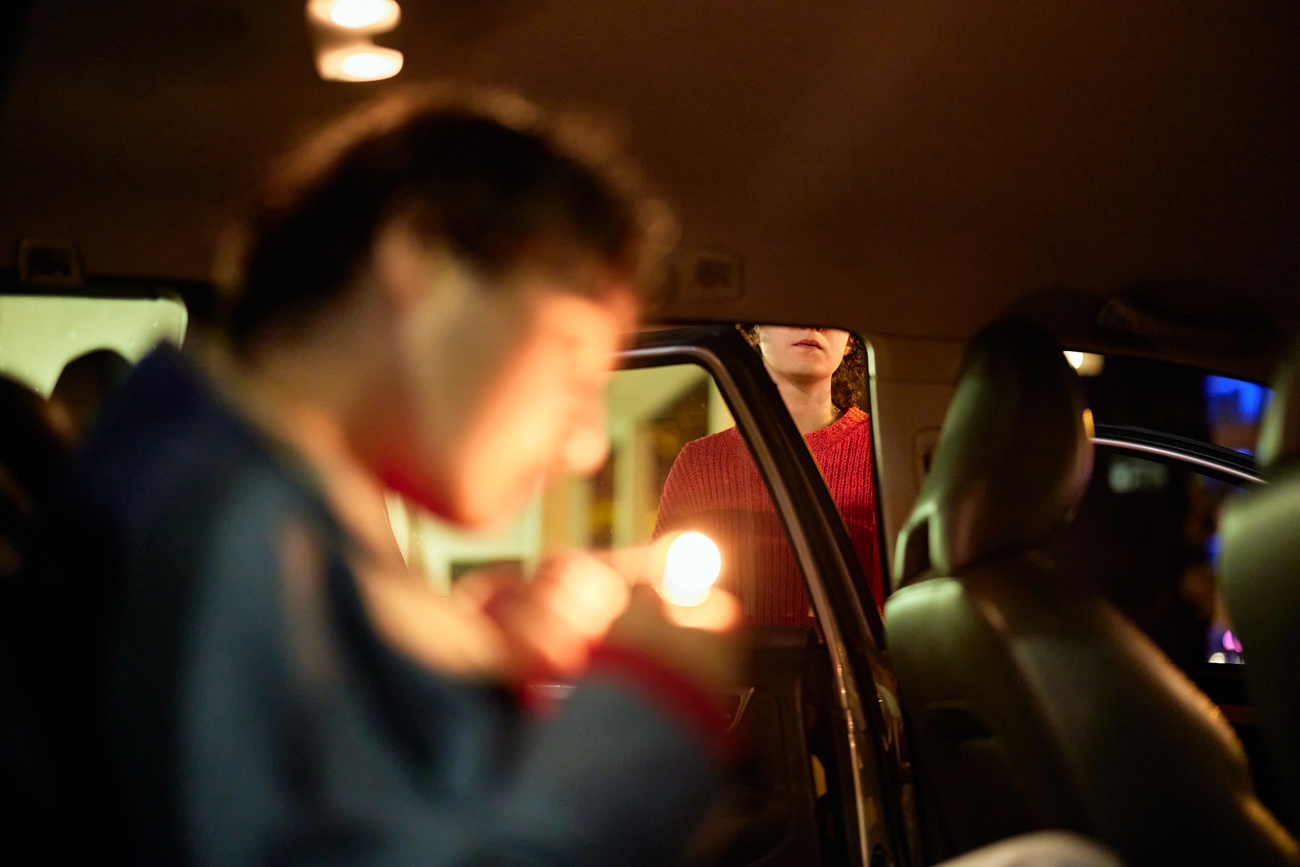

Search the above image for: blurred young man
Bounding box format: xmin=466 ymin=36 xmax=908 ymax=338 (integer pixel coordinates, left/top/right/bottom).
xmin=51 ymin=87 xmax=739 ymax=865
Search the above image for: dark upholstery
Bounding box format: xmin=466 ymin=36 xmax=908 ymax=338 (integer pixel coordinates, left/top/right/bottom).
xmin=0 ymin=376 xmax=74 ymax=860
xmin=893 ymin=320 xmax=1093 ymax=586
xmin=1220 ymin=340 xmax=1300 ymax=839
xmin=886 ymin=319 xmax=1297 ymax=865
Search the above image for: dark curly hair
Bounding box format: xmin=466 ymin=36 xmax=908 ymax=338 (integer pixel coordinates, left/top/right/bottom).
xmin=737 ymin=324 xmax=867 ymax=413
xmin=216 ymin=84 xmax=675 ymax=354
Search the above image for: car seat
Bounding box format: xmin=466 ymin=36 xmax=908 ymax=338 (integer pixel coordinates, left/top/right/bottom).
xmin=0 ymin=375 xmax=75 ymax=862
xmin=1220 ymin=339 xmax=1300 ymax=840
xmin=885 ymin=319 xmax=1297 ymax=866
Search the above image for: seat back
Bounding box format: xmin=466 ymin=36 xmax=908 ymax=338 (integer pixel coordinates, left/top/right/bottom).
xmin=886 ymin=320 xmax=1297 ymax=865
xmin=0 ymin=376 xmax=79 ymax=863
xmin=1220 ymin=340 xmax=1300 ymax=838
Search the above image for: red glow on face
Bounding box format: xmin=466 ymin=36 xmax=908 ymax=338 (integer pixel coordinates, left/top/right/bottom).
xmin=377 ymin=462 xmax=455 ymax=523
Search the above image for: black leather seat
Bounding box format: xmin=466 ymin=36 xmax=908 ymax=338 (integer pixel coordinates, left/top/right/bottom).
xmin=1220 ymin=340 xmax=1300 ymax=840
xmin=885 ymin=319 xmax=1297 ymax=866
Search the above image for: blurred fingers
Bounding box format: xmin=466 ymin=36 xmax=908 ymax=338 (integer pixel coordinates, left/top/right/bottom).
xmin=664 ymin=587 xmax=740 ymax=631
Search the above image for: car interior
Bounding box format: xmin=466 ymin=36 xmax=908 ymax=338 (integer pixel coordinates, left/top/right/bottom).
xmin=1220 ymin=342 xmax=1300 ymax=844
xmin=888 ymin=319 xmax=1294 ymax=866
xmin=3 ymin=2 xmax=1300 ymax=865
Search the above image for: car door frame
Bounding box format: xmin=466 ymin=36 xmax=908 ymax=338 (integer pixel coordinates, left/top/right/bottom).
xmin=624 ymin=325 xmax=914 ymax=867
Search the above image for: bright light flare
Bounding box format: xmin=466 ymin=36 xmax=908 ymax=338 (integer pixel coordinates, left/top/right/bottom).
xmin=1063 ymin=350 xmax=1105 ymax=376
xmin=308 ymin=0 xmax=401 ymax=31
xmin=660 ymin=532 xmax=721 ymax=608
xmin=341 ymin=48 xmax=401 ymax=79
xmin=331 ymin=0 xmax=398 ymax=28
xmin=317 ymin=44 xmax=404 ymax=82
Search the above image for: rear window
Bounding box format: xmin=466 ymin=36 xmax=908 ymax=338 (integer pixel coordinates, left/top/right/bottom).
xmin=0 ymin=294 xmax=187 ymax=396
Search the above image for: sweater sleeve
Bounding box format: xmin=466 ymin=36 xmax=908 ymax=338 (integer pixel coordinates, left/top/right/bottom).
xmin=815 ymin=411 xmax=886 ymax=611
xmin=653 ymin=438 xmax=706 ymax=537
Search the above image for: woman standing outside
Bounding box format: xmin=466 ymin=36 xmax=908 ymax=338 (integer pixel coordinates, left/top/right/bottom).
xmin=655 ymin=325 xmax=883 ymax=625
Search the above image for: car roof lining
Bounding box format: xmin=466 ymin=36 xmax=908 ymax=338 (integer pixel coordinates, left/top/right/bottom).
xmin=2 ymin=1 xmax=1297 ymax=375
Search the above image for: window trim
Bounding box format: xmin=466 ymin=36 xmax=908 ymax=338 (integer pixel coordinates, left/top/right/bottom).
xmin=1091 ymin=423 xmax=1262 ymax=486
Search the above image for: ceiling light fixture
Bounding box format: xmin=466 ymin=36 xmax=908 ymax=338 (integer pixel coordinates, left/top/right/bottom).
xmin=307 ymin=0 xmax=404 ymax=83
xmin=316 ymin=44 xmax=404 ymax=82
xmin=307 ymin=0 xmax=400 ymax=32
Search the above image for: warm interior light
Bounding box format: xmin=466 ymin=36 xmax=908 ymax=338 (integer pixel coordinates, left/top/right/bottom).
xmin=1063 ymin=350 xmax=1105 ymax=376
xmin=317 ymin=44 xmax=404 ymax=82
xmin=340 ymin=48 xmax=402 ymax=79
xmin=331 ymin=0 xmax=399 ymax=29
xmin=307 ymin=0 xmax=400 ymax=31
xmin=661 ymin=532 xmax=721 ymax=607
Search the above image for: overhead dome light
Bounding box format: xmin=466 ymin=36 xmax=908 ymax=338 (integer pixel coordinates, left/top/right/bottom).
xmin=307 ymin=0 xmax=400 ymax=32
xmin=317 ymin=44 xmax=404 ymax=82
xmin=340 ymin=47 xmax=402 ymax=79
xmin=330 ymin=0 xmax=399 ymax=29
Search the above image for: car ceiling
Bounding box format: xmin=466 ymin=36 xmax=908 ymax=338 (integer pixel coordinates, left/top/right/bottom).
xmin=2 ymin=1 xmax=1298 ymax=376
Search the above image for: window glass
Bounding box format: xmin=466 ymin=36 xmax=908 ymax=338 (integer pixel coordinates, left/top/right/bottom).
xmin=1042 ymin=445 xmax=1245 ymax=671
xmin=1204 ymin=374 xmax=1271 ymax=454
xmin=0 ymin=294 xmax=187 ymax=396
xmin=1065 ymin=350 xmax=1271 ymax=452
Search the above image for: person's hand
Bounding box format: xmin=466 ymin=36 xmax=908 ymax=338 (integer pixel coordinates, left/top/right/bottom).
xmin=455 ymin=553 xmax=630 ymax=680
xmin=603 ymin=583 xmax=743 ymax=696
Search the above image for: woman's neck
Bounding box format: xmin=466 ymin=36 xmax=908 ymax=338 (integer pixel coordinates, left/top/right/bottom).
xmin=768 ymin=368 xmax=838 ymax=434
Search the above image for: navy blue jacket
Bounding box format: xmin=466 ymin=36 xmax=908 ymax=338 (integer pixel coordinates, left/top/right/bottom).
xmin=53 ymin=345 xmax=718 ymax=865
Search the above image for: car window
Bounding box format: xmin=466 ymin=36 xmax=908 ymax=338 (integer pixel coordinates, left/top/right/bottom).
xmin=1043 ymin=447 xmax=1244 ymax=670
xmin=1045 ymin=351 xmax=1267 ymax=672
xmin=0 ymin=293 xmax=187 ymax=396
xmin=1066 ymin=350 xmax=1271 ymax=453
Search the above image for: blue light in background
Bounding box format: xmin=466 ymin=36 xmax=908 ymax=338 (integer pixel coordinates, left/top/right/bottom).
xmin=1204 ymin=375 xmax=1270 ymax=426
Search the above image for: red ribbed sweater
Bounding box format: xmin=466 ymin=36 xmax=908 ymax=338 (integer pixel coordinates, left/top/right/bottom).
xmin=654 ymin=406 xmax=883 ymax=626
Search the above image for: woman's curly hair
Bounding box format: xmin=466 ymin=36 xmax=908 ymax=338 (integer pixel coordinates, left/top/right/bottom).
xmin=737 ymin=324 xmax=866 ymax=413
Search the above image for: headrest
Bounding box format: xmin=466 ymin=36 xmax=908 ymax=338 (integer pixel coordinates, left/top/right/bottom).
xmin=1256 ymin=338 xmax=1300 ymax=474
xmin=893 ymin=319 xmax=1094 ymax=588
